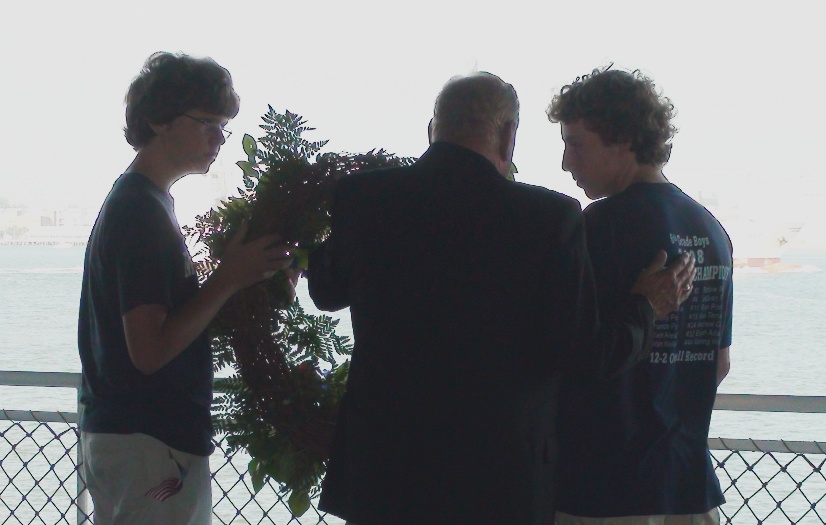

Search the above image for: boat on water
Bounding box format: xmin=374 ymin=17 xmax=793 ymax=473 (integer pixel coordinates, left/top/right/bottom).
xmin=695 ymin=192 xmax=806 ymax=269
xmin=719 ymin=216 xmax=803 ymax=268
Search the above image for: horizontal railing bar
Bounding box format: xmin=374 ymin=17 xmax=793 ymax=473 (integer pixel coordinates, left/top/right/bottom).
xmin=2 ymin=371 xmax=826 ymax=414
xmin=0 ymin=370 xmax=229 ymax=391
xmin=0 ymin=370 xmax=80 ymax=388
xmin=3 ymin=407 xmax=825 ymax=456
xmin=714 ymin=393 xmax=826 ymax=413
xmin=709 ymin=437 xmax=826 ymax=454
xmin=0 ymin=409 xmax=78 ymax=424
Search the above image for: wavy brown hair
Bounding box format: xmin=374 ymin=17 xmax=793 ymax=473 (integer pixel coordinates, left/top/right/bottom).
xmin=547 ymin=66 xmax=676 ymax=166
xmin=124 ymin=52 xmax=240 ymax=149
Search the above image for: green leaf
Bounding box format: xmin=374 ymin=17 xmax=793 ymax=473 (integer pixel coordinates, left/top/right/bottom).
xmin=507 ymin=161 xmax=518 ymax=181
xmin=242 ymin=134 xmax=258 ymax=161
xmin=290 ymin=247 xmax=310 ymax=270
xmin=288 ymin=489 xmax=312 ymax=516
xmin=263 ymin=444 xmax=295 ymax=483
xmin=236 ymin=160 xmax=258 ymax=180
xmin=249 ymin=458 xmax=266 ymax=494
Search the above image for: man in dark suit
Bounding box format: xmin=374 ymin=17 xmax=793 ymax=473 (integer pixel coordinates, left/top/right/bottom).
xmin=308 ymin=72 xmax=694 ymax=525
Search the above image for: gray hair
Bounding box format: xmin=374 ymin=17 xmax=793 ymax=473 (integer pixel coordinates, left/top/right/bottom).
xmin=431 ymin=72 xmax=519 ymax=144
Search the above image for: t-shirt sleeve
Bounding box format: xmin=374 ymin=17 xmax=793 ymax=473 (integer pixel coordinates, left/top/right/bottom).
xmin=719 ymin=267 xmax=734 ymax=349
xmin=110 ymin=201 xmax=179 ymax=315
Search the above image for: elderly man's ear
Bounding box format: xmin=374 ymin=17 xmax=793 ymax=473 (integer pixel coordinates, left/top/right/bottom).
xmin=497 ymin=121 xmax=518 ymax=176
xmin=428 ymin=119 xmax=434 ymax=145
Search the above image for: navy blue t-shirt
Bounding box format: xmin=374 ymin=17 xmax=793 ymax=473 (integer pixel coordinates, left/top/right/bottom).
xmin=557 ymin=182 xmax=733 ymax=516
xmin=78 ymin=172 xmax=214 ymax=456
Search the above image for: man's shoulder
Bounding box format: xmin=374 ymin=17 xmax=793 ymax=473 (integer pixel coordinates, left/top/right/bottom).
xmin=511 ymin=180 xmax=578 ymax=202
xmin=341 ymin=164 xmax=409 ymax=184
xmin=508 ymin=181 xmax=583 ymax=216
xmin=339 ymin=162 xmax=582 ymax=214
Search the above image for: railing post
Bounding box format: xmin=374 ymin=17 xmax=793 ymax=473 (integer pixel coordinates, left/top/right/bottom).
xmin=75 ymin=380 xmax=91 ymax=524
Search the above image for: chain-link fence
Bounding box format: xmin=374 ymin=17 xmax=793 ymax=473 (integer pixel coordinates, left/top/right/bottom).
xmin=0 ymin=412 xmax=80 ymax=524
xmin=712 ymin=438 xmax=826 ymax=524
xmin=2 ymin=373 xmax=826 ymax=524
xmin=209 ymin=434 xmax=343 ymax=525
xmin=0 ymin=412 xmax=343 ymax=525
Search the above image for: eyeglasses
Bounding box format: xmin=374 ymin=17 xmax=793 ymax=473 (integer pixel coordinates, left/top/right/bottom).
xmin=183 ymin=114 xmax=232 ymax=139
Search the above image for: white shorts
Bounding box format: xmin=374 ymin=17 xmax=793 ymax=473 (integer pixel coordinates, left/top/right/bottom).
xmin=556 ymin=508 xmax=720 ymax=525
xmin=79 ymin=432 xmax=212 ymax=525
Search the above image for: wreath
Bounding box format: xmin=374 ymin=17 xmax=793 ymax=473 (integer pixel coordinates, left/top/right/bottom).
xmin=186 ymin=107 xmax=413 ymax=516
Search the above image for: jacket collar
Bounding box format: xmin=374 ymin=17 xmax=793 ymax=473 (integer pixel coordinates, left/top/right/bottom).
xmin=416 ymin=142 xmax=504 ymax=181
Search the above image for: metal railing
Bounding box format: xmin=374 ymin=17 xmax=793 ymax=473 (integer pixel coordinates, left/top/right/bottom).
xmin=0 ymin=371 xmax=343 ymax=525
xmin=710 ymin=394 xmax=826 ymax=523
xmin=2 ymin=371 xmax=825 ymax=524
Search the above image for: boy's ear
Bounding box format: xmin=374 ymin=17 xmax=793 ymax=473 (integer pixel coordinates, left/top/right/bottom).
xmin=148 ymin=120 xmax=171 ymax=137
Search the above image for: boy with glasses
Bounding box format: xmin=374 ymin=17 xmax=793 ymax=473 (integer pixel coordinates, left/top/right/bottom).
xmin=77 ymin=51 xmax=294 ymax=524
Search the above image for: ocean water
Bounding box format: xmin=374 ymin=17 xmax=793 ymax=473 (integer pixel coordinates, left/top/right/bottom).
xmin=2 ymin=244 xmax=826 ymax=522
xmin=3 ymin=245 xmax=825 ymax=432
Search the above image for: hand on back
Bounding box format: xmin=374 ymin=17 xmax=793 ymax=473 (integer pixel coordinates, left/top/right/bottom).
xmin=631 ymin=250 xmax=696 ymax=319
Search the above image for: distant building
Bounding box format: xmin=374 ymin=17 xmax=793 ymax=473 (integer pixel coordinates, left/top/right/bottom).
xmin=0 ymin=206 xmax=96 ymax=244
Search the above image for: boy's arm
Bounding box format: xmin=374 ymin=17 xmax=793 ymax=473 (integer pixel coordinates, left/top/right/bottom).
xmin=123 ymin=228 xmax=293 ymax=374
xmin=717 ymin=346 xmax=731 ymax=386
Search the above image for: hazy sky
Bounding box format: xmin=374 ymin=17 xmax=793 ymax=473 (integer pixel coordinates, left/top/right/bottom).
xmin=1 ymin=1 xmax=823 ymax=229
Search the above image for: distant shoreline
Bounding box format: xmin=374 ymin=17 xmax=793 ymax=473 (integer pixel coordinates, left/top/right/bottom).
xmin=0 ymin=240 xmax=86 ymax=246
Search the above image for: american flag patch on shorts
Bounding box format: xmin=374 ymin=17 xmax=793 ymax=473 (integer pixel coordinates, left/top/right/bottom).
xmin=145 ymin=450 xmax=188 ymax=502
xmin=144 ymin=476 xmax=183 ymax=501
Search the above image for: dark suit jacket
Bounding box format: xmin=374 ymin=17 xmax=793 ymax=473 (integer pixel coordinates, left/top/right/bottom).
xmin=308 ymin=142 xmax=650 ymax=525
